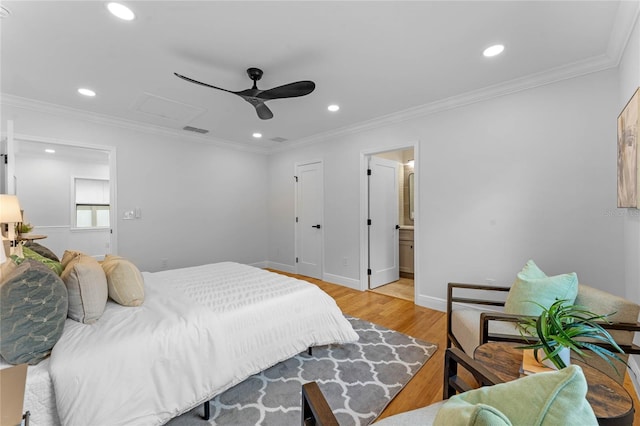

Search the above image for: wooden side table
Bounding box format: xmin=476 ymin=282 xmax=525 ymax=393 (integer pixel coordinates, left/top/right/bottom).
xmin=17 ymin=234 xmax=47 ymax=242
xmin=1 ymin=364 xmax=29 ymax=426
xmin=474 ymin=342 xmax=633 ymax=426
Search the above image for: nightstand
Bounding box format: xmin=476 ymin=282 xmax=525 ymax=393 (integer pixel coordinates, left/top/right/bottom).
xmin=0 ymin=364 xmax=29 ymax=426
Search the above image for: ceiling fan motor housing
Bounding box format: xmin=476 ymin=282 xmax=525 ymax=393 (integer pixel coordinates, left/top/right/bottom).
xmin=247 ymin=67 xmax=263 ymax=81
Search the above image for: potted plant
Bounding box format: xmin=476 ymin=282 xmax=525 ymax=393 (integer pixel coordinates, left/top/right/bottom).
xmin=16 ymin=222 xmax=33 ymax=235
xmin=517 ymin=299 xmax=626 ymax=373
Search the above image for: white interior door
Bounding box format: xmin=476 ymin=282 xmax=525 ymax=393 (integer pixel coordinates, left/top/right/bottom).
xmin=295 ymin=161 xmax=323 ymax=279
xmin=369 ymin=156 xmax=400 ymax=288
xmin=1 ymin=120 xmax=16 ymax=194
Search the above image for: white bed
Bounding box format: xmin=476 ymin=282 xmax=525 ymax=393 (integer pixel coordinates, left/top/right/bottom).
xmin=1 ymin=262 xmax=358 ymax=426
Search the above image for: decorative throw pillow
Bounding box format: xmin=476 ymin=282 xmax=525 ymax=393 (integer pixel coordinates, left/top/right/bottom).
xmin=504 ymin=260 xmax=578 ymax=316
xmin=22 ymin=246 xmax=63 ymax=276
xmin=61 ymin=254 xmax=108 ymax=324
xmin=61 ymin=250 xmax=85 ymax=269
xmin=434 ymin=365 xmax=597 ymax=426
xmin=0 ymin=259 xmax=68 ymax=365
xmin=101 ymin=255 xmax=145 ymax=307
xmin=24 ymin=241 xmax=60 ymax=262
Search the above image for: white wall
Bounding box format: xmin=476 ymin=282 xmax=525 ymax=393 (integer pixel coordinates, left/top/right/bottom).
xmin=617 ymin=9 xmax=640 ymax=393
xmin=1 ymin=102 xmax=270 ymax=272
xmin=16 ymin=149 xmax=109 ymax=226
xmin=15 ymin=144 xmax=111 ymax=258
xmin=268 ymin=68 xmax=625 ymax=308
xmin=619 ymin=13 xmax=640 ymax=306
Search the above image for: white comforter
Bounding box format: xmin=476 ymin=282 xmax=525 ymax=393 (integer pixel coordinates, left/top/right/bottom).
xmin=50 ymin=262 xmax=358 ymax=426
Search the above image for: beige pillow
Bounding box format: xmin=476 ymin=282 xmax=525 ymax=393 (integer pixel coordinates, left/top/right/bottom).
xmin=61 ymin=255 xmax=108 ymax=324
xmin=61 ymin=250 xmax=85 ymax=269
xmin=102 ymin=255 xmax=145 ymax=307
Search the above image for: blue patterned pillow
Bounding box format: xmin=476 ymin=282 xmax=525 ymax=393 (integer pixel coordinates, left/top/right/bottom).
xmin=0 ymin=259 xmax=68 ymax=365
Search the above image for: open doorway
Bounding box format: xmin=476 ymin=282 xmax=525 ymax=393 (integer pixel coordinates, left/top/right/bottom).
xmin=12 ymin=136 xmax=117 ymax=260
xmin=362 ymin=146 xmax=416 ymax=302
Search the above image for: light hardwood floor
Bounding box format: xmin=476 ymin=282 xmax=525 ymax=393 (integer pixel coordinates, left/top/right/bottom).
xmin=369 ymin=277 xmax=414 ymax=301
xmin=271 ymin=270 xmax=640 ymax=424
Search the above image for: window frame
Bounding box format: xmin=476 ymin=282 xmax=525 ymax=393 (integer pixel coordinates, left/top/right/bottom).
xmin=71 ymin=177 xmax=111 ymax=230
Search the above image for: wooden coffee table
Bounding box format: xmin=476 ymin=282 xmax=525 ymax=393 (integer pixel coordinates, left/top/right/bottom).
xmin=474 ymin=342 xmax=633 ymax=426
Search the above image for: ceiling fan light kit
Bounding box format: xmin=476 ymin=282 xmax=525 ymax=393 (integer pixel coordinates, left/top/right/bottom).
xmin=174 ymin=68 xmax=315 ymax=120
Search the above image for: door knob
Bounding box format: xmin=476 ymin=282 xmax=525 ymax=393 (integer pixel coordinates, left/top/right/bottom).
xmin=312 ymin=224 xmax=321 ymax=229
xmin=396 ymin=224 xmax=400 ymax=229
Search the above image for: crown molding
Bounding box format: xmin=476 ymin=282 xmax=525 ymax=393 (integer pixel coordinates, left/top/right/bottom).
xmin=4 ymin=1 xmax=637 ymax=158
xmin=0 ymin=93 xmax=271 ymax=155
xmin=273 ymin=52 xmax=618 ymax=154
xmin=272 ymin=2 xmax=640 ymax=154
xmin=606 ymin=0 xmax=640 ymax=66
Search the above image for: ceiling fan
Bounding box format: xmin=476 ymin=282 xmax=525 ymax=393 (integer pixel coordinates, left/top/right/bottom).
xmin=174 ymin=67 xmax=315 ymax=120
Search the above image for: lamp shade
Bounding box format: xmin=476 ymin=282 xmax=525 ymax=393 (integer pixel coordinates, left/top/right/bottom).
xmin=0 ymin=195 xmax=22 ymax=223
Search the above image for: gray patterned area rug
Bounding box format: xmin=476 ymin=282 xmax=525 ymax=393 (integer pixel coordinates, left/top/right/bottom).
xmin=168 ymin=316 xmax=437 ymax=426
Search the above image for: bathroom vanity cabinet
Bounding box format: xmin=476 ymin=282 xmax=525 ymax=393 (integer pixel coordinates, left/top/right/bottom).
xmin=399 ymin=227 xmax=414 ymax=274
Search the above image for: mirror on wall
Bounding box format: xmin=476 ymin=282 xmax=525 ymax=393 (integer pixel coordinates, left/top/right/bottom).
xmin=14 ymin=138 xmax=114 ymax=259
xmin=408 ymin=172 xmax=414 ymax=220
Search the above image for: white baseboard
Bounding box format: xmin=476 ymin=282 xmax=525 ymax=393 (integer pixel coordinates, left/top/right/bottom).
xmin=262 ymin=263 xmax=360 ymax=289
xmin=264 ymin=261 xmax=296 ymax=274
xmin=322 ymin=273 xmax=361 ymax=290
xmin=416 ymin=294 xmax=447 ymax=312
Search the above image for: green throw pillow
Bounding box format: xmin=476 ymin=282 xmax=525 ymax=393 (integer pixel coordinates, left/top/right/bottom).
xmin=24 ymin=241 xmax=60 ymax=262
xmin=22 ymin=246 xmax=63 ymax=276
xmin=434 ymin=365 xmax=597 ymax=426
xmin=504 ymin=260 xmax=578 ymax=316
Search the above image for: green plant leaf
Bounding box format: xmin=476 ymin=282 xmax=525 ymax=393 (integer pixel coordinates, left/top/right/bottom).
xmin=516 ymin=298 xmax=626 ymax=372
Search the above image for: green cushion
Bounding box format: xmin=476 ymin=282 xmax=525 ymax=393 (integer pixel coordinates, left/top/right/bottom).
xmin=504 ymin=260 xmax=578 ymax=316
xmin=434 ymin=365 xmax=597 ymax=426
xmin=434 ymin=400 xmax=511 ymax=425
xmin=0 ymin=260 xmax=68 ymax=365
xmin=24 ymin=241 xmax=59 ymax=262
xmin=22 ymin=246 xmax=63 ymax=276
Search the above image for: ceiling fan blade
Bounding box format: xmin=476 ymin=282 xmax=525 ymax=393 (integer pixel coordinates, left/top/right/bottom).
xmin=257 ymin=81 xmax=316 ymax=100
xmin=174 ymin=72 xmax=236 ymax=94
xmin=255 ymin=103 xmax=273 ymax=120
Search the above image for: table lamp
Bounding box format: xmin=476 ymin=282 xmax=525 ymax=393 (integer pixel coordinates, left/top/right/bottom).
xmin=0 ymin=194 xmax=23 ymax=258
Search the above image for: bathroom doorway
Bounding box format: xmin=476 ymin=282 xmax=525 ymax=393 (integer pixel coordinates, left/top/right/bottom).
xmin=364 ymin=146 xmax=415 ymax=302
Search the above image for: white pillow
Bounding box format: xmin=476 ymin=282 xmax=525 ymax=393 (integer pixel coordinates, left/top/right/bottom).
xmin=61 ymin=255 xmax=108 ymax=323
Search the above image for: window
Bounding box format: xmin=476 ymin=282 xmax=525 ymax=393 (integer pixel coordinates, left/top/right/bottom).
xmin=74 ymin=178 xmax=110 ymax=228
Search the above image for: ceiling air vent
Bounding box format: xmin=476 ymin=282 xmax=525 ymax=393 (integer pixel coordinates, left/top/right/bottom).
xmin=270 ymin=137 xmax=288 ymax=143
xmin=183 ymin=126 xmax=209 ymax=134
xmin=0 ymin=6 xmax=11 ymax=18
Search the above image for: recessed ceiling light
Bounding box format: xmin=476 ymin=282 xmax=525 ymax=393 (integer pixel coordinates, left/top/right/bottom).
xmin=45 ymin=149 xmax=55 ymax=154
xmin=107 ymin=2 xmax=135 ymax=21
xmin=328 ymin=104 xmax=340 ymax=112
xmin=252 ymin=132 xmax=262 ymax=138
xmin=78 ymin=88 xmax=96 ymax=97
xmin=483 ymin=44 xmax=505 ymax=57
